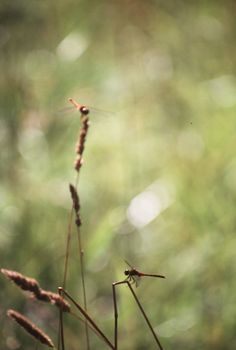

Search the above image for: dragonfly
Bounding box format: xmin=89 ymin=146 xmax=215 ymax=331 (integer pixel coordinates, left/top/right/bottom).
xmin=124 ymin=260 xmax=165 ymax=287
xmin=57 ymin=98 xmax=113 ymax=118
xmin=68 ymin=97 xmax=90 ymax=116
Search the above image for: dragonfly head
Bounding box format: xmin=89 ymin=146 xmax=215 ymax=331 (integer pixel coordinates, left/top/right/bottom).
xmin=80 ymin=106 xmax=90 ymax=116
xmin=124 ymin=269 xmax=130 ymax=276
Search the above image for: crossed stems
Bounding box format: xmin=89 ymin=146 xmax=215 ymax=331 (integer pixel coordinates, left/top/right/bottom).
xmin=59 ymin=287 xmax=115 ymax=349
xmin=112 ymin=280 xmax=163 ymax=350
xmin=58 ymin=279 xmax=163 ymax=350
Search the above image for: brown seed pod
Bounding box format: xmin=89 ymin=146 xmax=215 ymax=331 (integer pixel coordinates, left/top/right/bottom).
xmin=1 ymin=269 xmax=41 ymax=296
xmin=7 ymin=309 xmax=55 ymax=348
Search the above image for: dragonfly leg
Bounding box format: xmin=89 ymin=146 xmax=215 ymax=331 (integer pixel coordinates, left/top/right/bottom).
xmin=124 ymin=276 xmax=130 ymax=283
xmin=124 ymin=275 xmax=135 ymax=285
xmin=126 ymin=275 xmax=131 ymax=283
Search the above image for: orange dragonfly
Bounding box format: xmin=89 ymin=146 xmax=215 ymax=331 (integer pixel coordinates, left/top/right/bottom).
xmin=68 ymin=97 xmax=90 ymax=116
xmin=58 ymin=98 xmax=113 ymax=118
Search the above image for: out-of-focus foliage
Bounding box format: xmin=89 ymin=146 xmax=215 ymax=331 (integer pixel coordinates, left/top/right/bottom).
xmin=1 ymin=1 xmax=236 ymax=349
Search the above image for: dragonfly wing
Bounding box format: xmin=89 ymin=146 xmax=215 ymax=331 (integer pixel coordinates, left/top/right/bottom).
xmin=124 ymin=259 xmax=133 ymax=269
xmin=134 ymin=276 xmax=141 ymax=288
xmin=55 ymin=106 xmax=76 ymax=116
xmin=89 ymin=106 xmax=114 ymax=117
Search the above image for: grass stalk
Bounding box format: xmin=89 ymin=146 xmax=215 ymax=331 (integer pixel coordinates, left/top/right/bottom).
xmin=59 ymin=288 xmax=115 ymax=350
xmin=113 ymin=280 xmax=163 ymax=350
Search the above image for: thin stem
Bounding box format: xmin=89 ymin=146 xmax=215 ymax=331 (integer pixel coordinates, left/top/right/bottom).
xmin=74 ymin=173 xmax=90 ymax=350
xmin=70 ymin=311 xmax=103 ymax=340
xmin=58 ymin=288 xmax=65 ymax=350
xmin=76 ymin=224 xmax=90 ymax=349
xmin=113 ymin=280 xmax=163 ymax=350
xmin=62 ymin=207 xmax=74 ymax=289
xmin=112 ymin=283 xmax=118 ymax=350
xmin=127 ymin=282 xmax=163 ymax=350
xmin=59 ymin=288 xmax=115 ymax=350
xmin=59 ymin=186 xmax=76 ymax=350
xmin=62 ymin=106 xmax=90 ymax=349
xmin=57 ymin=317 xmax=61 ymax=350
xmin=75 ymin=114 xmax=90 ymax=350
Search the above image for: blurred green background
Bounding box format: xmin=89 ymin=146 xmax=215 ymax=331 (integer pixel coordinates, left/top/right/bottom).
xmin=1 ymin=1 xmax=236 ymax=349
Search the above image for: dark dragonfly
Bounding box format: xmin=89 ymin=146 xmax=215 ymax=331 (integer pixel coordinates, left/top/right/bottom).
xmin=124 ymin=260 xmax=165 ymax=287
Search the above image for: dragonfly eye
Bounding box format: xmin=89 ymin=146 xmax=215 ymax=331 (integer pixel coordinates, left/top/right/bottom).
xmin=124 ymin=269 xmax=129 ymax=276
xmin=80 ymin=106 xmax=90 ymax=115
